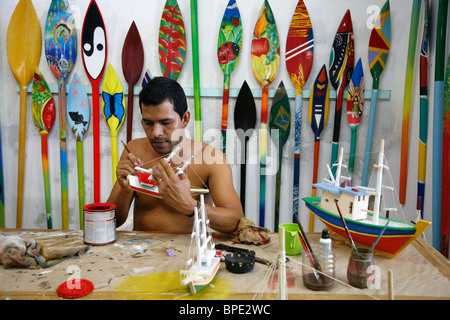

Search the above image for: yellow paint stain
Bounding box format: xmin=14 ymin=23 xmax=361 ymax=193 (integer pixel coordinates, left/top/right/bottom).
xmin=113 ymin=271 xmax=234 ymax=300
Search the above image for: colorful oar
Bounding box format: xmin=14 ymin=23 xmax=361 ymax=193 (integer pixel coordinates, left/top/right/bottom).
xmin=31 ymin=68 xmax=56 ymax=229
xmin=432 ymin=0 xmax=448 ymax=253
xmin=442 ymin=53 xmax=450 ymax=257
xmin=122 ymin=21 xmax=144 ymax=143
xmin=308 ymin=65 xmax=330 ymax=232
xmin=234 ymin=81 xmax=257 ymax=214
xmin=45 ymin=0 xmax=77 ymax=230
xmin=102 ymin=64 xmax=126 ymax=185
xmin=329 ymin=9 xmax=354 ymax=174
xmin=6 ymin=0 xmax=42 ymax=228
xmin=269 ymin=81 xmax=291 ymax=232
xmin=361 ymin=0 xmax=391 ymax=187
xmin=190 ymin=0 xmax=202 ymax=141
xmin=346 ymin=58 xmax=364 ymax=179
xmin=399 ymin=0 xmax=422 ymax=204
xmin=159 ymin=0 xmax=186 ymax=81
xmin=417 ymin=0 xmax=430 ymax=219
xmin=217 ymin=0 xmax=242 ymax=154
xmin=81 ymin=0 xmax=107 ymax=203
xmin=285 ymin=0 xmax=314 ymax=221
xmin=251 ymin=0 xmax=280 ymax=227
xmin=67 ymin=73 xmax=90 ymax=229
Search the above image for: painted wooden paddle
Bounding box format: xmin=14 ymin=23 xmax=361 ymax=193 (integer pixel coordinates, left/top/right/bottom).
xmin=217 ymin=0 xmax=242 ymax=154
xmin=251 ymin=0 xmax=280 ymax=227
xmin=346 ymin=57 xmax=364 ymax=180
xmin=122 ymin=21 xmax=144 ymax=143
xmin=81 ymin=0 xmax=107 ymax=203
xmin=285 ymin=0 xmax=314 ymax=221
xmin=417 ymin=0 xmax=430 ymax=219
xmin=308 ymin=65 xmax=330 ymax=232
xmin=67 ymin=73 xmax=90 ymax=229
xmin=269 ymin=81 xmax=291 ymax=232
xmin=442 ymin=53 xmax=450 ymax=258
xmin=102 ymin=64 xmax=126 ymax=185
xmin=45 ymin=0 xmax=77 ymax=230
xmin=399 ymin=0 xmax=422 ymax=204
xmin=6 ymin=0 xmax=42 ymax=228
xmin=234 ymin=81 xmax=257 ymax=214
xmin=432 ymin=0 xmax=448 ymax=253
xmin=159 ymin=0 xmax=186 ymax=81
xmin=329 ymin=9 xmax=354 ymax=174
xmin=31 ymin=68 xmax=56 ymax=229
xmin=361 ymin=0 xmax=391 ymax=187
xmin=190 ymin=0 xmax=202 ymax=141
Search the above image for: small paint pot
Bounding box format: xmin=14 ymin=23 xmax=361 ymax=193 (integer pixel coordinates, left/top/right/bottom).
xmin=83 ymin=203 xmax=116 ymax=245
xmin=347 ymin=247 xmax=375 ymax=288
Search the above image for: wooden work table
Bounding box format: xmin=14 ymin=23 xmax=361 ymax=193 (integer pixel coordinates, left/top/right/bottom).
xmin=0 ymin=228 xmax=449 ymax=300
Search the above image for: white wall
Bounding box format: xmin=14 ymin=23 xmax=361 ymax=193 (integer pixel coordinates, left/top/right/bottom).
xmin=0 ymin=0 xmax=448 ymax=247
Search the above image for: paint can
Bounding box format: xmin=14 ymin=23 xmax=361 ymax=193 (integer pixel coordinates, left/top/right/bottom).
xmin=83 ymin=203 xmax=116 ymax=245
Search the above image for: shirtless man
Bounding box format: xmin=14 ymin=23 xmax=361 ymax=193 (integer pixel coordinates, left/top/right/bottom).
xmin=107 ymin=77 xmax=244 ymax=234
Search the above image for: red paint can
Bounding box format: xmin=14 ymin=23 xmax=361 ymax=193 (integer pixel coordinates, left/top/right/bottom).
xmin=83 ymin=203 xmax=116 ymax=245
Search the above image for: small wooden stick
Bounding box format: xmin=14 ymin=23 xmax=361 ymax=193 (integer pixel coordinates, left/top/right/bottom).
xmin=121 ymin=140 xmax=130 ymax=153
xmin=388 ymin=269 xmax=394 ymax=300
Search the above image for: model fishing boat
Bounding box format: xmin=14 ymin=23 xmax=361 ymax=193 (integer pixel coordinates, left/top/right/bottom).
xmin=303 ymin=140 xmax=430 ymax=258
xmin=180 ymin=194 xmax=220 ymax=294
xmin=127 ymin=146 xmax=208 ymax=198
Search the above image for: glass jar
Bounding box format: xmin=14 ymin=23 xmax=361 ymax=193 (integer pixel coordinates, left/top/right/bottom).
xmin=347 ymin=247 xmax=375 ymax=288
xmin=302 ymin=244 xmax=335 ymax=291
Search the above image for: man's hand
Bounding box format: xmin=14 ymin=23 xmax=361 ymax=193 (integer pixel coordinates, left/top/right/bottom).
xmin=153 ymin=159 xmax=197 ymax=216
xmin=116 ymin=150 xmax=143 ymax=192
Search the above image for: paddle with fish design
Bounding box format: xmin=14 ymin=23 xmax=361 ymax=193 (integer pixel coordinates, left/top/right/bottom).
xmin=68 ymin=73 xmax=90 ymax=229
xmin=362 ymin=0 xmax=391 ymax=186
xmin=6 ymin=0 xmax=42 ymax=227
xmin=217 ymin=0 xmax=242 ymax=154
xmin=45 ymin=0 xmax=77 ymax=229
xmin=122 ymin=21 xmax=144 ymax=142
xmin=269 ymin=81 xmax=291 ymax=231
xmin=285 ymin=0 xmax=314 ymax=221
xmin=251 ymin=0 xmax=280 ymax=227
xmin=308 ymin=65 xmax=330 ymax=232
xmin=31 ymin=68 xmax=56 ymax=229
xmin=81 ymin=0 xmax=107 ymax=203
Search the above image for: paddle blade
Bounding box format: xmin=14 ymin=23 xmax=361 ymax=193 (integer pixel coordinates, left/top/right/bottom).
xmin=286 ymin=0 xmax=314 ymax=91
xmin=251 ymin=0 xmax=280 ymax=86
xmin=159 ymin=0 xmax=186 ymax=80
xmin=308 ymin=65 xmax=330 ymax=139
xmin=7 ymin=0 xmax=42 ymax=86
xmin=347 ymin=58 xmax=364 ymax=127
xmin=82 ymin=0 xmax=107 ymax=82
xmin=68 ymin=73 xmax=90 ymax=141
xmin=217 ymin=0 xmax=242 ymax=75
xmin=44 ymin=0 xmax=77 ymax=81
xmin=269 ymin=81 xmax=291 ymax=147
xmin=102 ymin=64 xmax=126 ymax=134
xmin=234 ymin=81 xmax=257 ymax=133
xmin=122 ymin=21 xmax=144 ymax=86
xmin=32 ymin=68 xmax=56 ymax=134
xmin=368 ymin=0 xmax=391 ymax=85
xmin=329 ymin=9 xmax=354 ymax=90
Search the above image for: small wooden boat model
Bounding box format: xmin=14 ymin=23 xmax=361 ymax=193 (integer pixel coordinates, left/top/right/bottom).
xmin=180 ymin=195 xmax=220 ymax=294
xmin=303 ymin=140 xmax=430 ymax=258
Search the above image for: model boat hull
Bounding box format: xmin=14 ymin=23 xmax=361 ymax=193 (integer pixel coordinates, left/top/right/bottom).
xmin=303 ymin=197 xmax=430 ymax=258
xmin=181 ymin=257 xmax=220 ymax=294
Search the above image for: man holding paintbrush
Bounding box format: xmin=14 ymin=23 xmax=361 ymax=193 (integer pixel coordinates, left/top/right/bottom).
xmin=107 ymin=77 xmax=243 ymax=234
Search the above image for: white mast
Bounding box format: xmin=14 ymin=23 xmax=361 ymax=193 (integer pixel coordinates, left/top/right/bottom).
xmin=372 ymin=139 xmax=385 ymax=225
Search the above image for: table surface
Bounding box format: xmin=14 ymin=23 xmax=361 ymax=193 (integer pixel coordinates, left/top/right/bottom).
xmin=0 ymin=228 xmax=449 ymax=300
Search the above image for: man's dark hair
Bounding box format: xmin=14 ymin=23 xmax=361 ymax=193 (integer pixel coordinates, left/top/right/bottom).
xmin=139 ymin=76 xmax=188 ymax=119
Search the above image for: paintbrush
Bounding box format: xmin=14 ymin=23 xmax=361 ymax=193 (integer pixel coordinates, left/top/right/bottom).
xmin=334 ymin=199 xmax=358 ymax=253
xmin=369 ymin=220 xmax=390 ymax=253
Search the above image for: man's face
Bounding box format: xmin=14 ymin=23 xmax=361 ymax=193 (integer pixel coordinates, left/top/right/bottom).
xmin=140 ymin=99 xmax=189 ymax=154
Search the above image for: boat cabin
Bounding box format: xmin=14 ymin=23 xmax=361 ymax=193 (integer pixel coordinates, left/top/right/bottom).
xmin=314 ymin=182 xmax=370 ymax=221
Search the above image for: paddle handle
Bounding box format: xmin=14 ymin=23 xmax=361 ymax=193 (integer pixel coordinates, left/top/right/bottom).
xmin=349 ymin=127 xmax=357 ymax=177
xmin=76 ymin=140 xmax=85 ymax=230
xmin=16 ymin=86 xmax=27 ymax=228
xmin=417 ymin=80 xmax=428 ymax=219
xmin=126 ymin=83 xmax=134 ymax=142
xmin=191 ymin=0 xmax=202 ymax=142
xmin=309 ymin=140 xmax=320 ymax=232
xmin=259 ymin=86 xmax=269 ymax=227
xmin=330 ymin=86 xmax=344 ymax=173
xmin=221 ymin=77 xmax=230 ymax=153
xmin=92 ymin=82 xmax=101 ymax=203
xmin=0 ymin=126 xmax=4 ymax=228
xmin=361 ymin=87 xmax=379 ymax=186
xmin=58 ymin=78 xmax=69 ymax=229
xmin=292 ymin=94 xmax=302 ymax=219
xmin=41 ymin=133 xmax=52 ymax=229
xmin=274 ymin=154 xmax=282 ymax=232
xmin=111 ymin=134 xmax=118 ymax=185
xmin=239 ymin=138 xmax=248 ymax=214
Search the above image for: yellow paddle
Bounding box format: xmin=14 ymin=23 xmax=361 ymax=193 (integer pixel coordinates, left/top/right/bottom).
xmin=6 ymin=0 xmax=42 ymax=228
